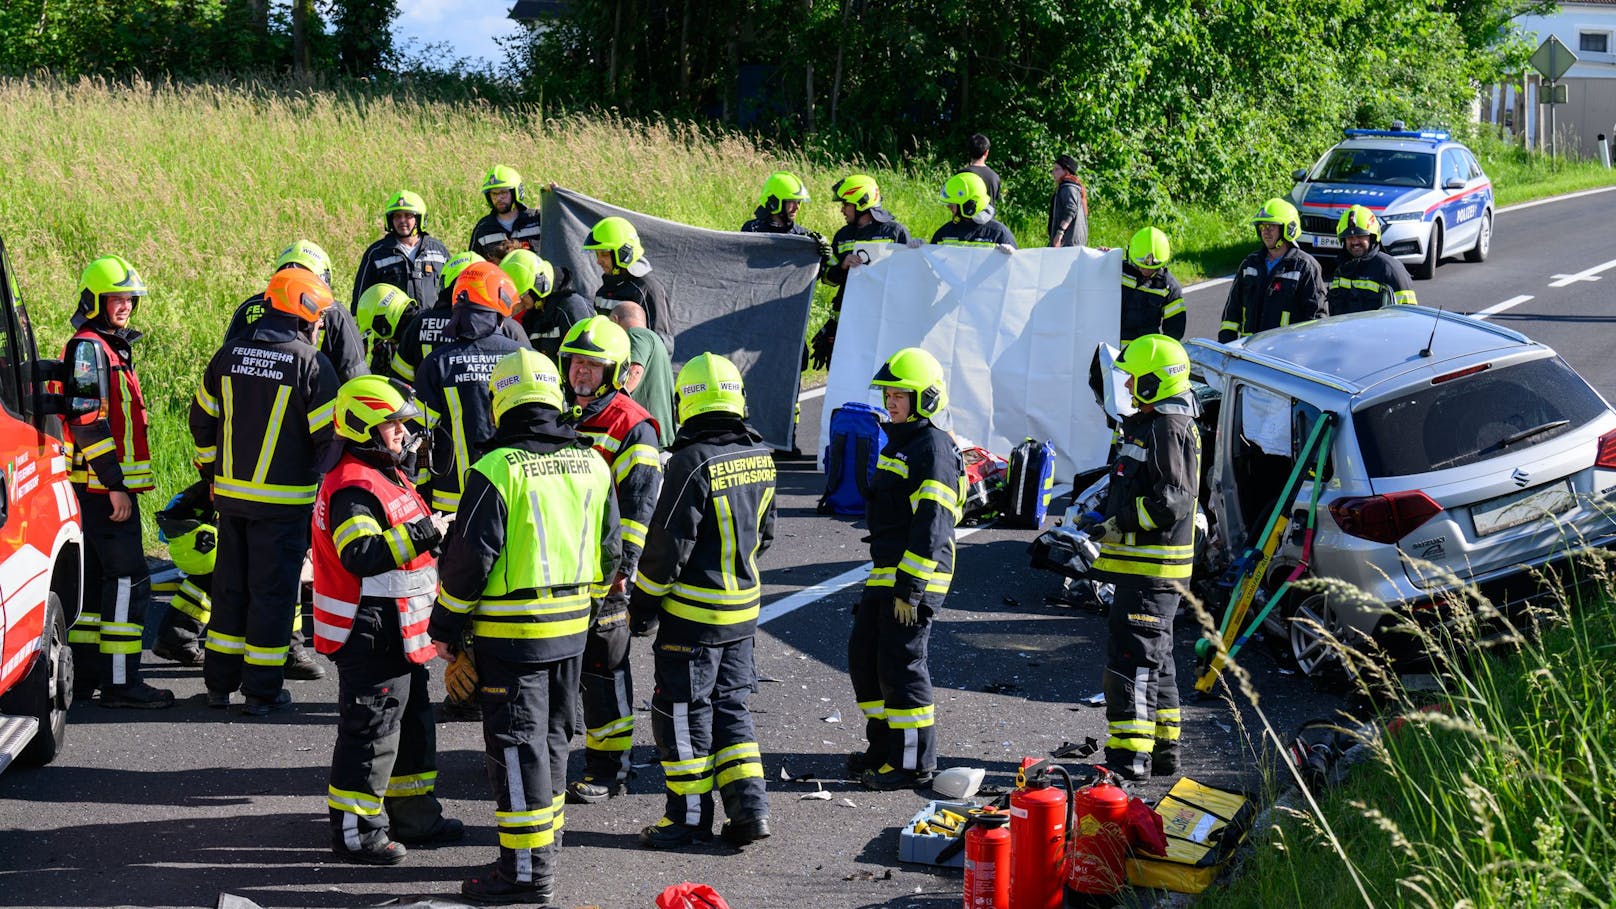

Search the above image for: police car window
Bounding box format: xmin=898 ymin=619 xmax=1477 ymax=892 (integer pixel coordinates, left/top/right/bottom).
xmin=1313 ymin=149 xmax=1432 ymax=189
xmin=1462 ymin=150 xmax=1484 ymax=180
xmin=1441 ymin=151 xmax=1467 ymax=186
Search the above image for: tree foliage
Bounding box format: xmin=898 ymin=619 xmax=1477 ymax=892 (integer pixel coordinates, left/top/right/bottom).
xmin=505 ymin=0 xmax=1525 ymax=217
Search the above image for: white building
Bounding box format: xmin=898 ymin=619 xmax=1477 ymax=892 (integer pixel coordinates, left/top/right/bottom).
xmin=1507 ymin=0 xmax=1616 ymax=158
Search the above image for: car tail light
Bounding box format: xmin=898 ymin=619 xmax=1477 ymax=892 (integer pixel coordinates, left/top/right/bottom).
xmin=1329 ymin=490 xmax=1444 ymax=544
xmin=1597 ymin=429 xmax=1616 ymax=470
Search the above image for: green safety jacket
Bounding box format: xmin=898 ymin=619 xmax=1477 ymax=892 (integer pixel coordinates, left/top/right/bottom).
xmin=430 ymin=405 xmax=622 ymax=663
xmin=1093 ymin=393 xmax=1201 ymax=585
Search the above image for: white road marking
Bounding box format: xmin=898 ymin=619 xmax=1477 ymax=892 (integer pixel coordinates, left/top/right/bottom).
xmin=1181 ymin=276 xmax=1232 ymax=295
xmin=798 ymin=385 xmax=826 ymax=402
xmin=1474 ymin=295 xmax=1533 ymax=320
xmin=1497 ymin=184 xmax=1616 ymax=214
xmin=1548 ymin=257 xmax=1616 ymax=288
xmin=759 ymin=485 xmax=1073 ymax=626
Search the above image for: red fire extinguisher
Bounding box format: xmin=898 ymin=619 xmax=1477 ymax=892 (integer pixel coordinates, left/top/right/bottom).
xmin=1065 ymin=766 xmax=1131 ymax=904
xmin=962 ymin=809 xmax=1010 ymax=909
xmin=1008 ymin=758 xmax=1075 ymax=909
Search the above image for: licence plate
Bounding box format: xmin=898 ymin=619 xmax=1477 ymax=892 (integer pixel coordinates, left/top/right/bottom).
xmin=1472 ymin=480 xmax=1576 ymax=536
xmin=1311 ymin=235 xmax=1341 ymax=249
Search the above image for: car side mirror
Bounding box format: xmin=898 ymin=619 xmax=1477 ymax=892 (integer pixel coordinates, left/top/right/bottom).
xmin=1292 ymin=169 xmax=1309 ymax=182
xmin=1443 ymin=177 xmax=1466 ymax=190
xmin=33 ymin=339 xmax=109 ymax=418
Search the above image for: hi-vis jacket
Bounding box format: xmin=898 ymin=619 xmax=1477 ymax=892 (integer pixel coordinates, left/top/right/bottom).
xmin=387 ymin=300 xmax=528 ymax=383
xmin=431 ymin=408 xmax=621 ymax=663
xmin=570 ymin=390 xmax=662 ymax=574
xmin=928 ymin=217 xmax=1016 ymax=247
xmin=864 ymin=419 xmax=964 ymax=608
xmin=190 ymin=318 xmax=338 ymax=517
xmin=467 ymin=207 xmax=542 ymax=261
xmin=63 ymin=325 xmax=153 ymax=494
xmin=825 ymin=212 xmax=912 ymax=315
xmin=1120 ymin=261 xmax=1186 ymax=343
xmin=1093 ymin=393 xmax=1201 ymax=584
xmin=414 ymin=306 xmax=524 ymax=513
xmin=352 ymin=234 xmax=451 ymax=320
xmin=1217 ymin=246 xmax=1327 ymax=342
xmin=311 ymin=452 xmax=440 ymax=660
xmin=628 ymin=417 xmax=776 ymax=646
xmin=227 ymin=291 xmax=368 ymax=382
xmin=1327 ymin=249 xmax=1418 ymax=316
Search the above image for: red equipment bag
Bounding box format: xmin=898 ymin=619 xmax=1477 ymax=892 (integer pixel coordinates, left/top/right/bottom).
xmin=961 ymin=446 xmax=1008 ymax=520
xmin=656 ymin=882 xmax=732 ymax=909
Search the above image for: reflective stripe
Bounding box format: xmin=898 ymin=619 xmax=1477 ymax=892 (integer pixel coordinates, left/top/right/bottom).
xmin=858 ymin=699 xmax=886 ymax=719
xmin=714 ymin=496 xmax=738 ymax=592
xmin=496 ymin=804 xmax=556 ymax=850
xmin=333 ymin=515 xmax=383 ymax=553
xmin=308 ymin=398 xmax=334 ymax=433
xmin=635 ymin=573 xmax=673 ymax=597
xmin=383 ymin=524 xmax=416 ymax=565
xmin=898 ymin=550 xmax=937 ymax=582
xmin=390 ymin=351 xmax=415 ymax=382
xmin=911 ymin=478 xmax=960 ymax=519
xmin=446 ymin=387 xmax=471 ymax=495
xmin=1279 ymin=311 xmax=1292 ymax=327
xmin=614 ymin=443 xmax=660 ymax=484
xmin=886 ymin=705 xmax=935 ymax=729
xmin=621 ymin=518 xmax=648 ymax=550
xmin=385 ymin=771 xmax=437 ymax=797
xmin=78 ymin=437 xmax=116 ymax=460
xmin=1118 ymin=443 xmax=1147 ymax=461
xmin=663 ymin=595 xmax=761 ymax=627
xmin=1394 ymin=289 xmax=1418 ymax=305
xmin=585 ymin=715 xmax=635 ymax=751
xmin=866 ymin=566 xmax=897 ymax=588
xmin=1162 ymin=299 xmax=1186 ymax=318
xmin=714 ymin=741 xmax=764 ymax=788
xmin=328 ymin=786 xmax=384 ymax=816
xmin=194 ymin=384 xmax=220 ymax=417
xmin=205 ymin=629 xmax=245 ymax=654
xmin=245 ymin=643 xmax=289 ymax=667
xmin=251 ymin=385 xmax=291 ymax=485
xmin=1136 ymin=497 xmax=1157 ymax=531
xmin=877 ymin=455 xmax=908 ymax=478
xmin=1220 ymin=320 xmax=1240 ymax=333
xmin=436 ymin=587 xmax=478 ymax=613
xmin=213 ymin=476 xmax=318 ymax=505
xmin=221 ymin=378 xmax=237 ymax=478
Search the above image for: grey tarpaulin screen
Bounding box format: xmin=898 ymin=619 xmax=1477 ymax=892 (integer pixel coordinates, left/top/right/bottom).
xmin=539 ymin=187 xmax=821 ymax=450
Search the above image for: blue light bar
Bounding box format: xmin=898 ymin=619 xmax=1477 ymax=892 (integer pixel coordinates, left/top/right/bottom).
xmin=1343 ymin=128 xmax=1450 ymax=142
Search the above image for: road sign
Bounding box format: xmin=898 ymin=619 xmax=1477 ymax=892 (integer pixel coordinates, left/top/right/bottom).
xmin=1530 ymin=35 xmax=1577 ymax=82
xmin=1538 ymin=83 xmax=1569 ymax=105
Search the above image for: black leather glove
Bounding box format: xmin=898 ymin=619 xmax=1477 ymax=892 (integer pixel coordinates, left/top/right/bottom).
xmin=810 ymin=319 xmax=837 ymax=370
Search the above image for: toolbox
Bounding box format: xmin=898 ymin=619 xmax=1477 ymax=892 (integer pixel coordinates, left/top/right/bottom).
xmin=897 ymin=799 xmax=974 ymax=868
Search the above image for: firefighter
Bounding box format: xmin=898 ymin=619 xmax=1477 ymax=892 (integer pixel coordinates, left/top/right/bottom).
xmin=224 ymin=238 xmax=368 ymax=383
xmin=929 ymin=172 xmax=1016 ymax=249
xmin=354 ymin=283 xmax=419 ymax=376
xmin=1088 ymin=334 xmax=1200 ymax=781
xmin=811 ymin=174 xmax=912 ymax=370
xmin=150 ymin=482 xmax=217 ymax=666
xmin=584 ymin=216 xmax=670 ymax=343
xmin=315 ymin=375 xmax=462 ymax=865
xmin=557 ymin=316 xmax=663 ymax=805
xmin=469 ymin=165 xmax=543 ymax=261
xmin=629 ymin=353 xmax=777 ymax=849
xmin=431 ymin=348 xmax=620 ymax=905
xmin=848 ymin=348 xmax=962 ymax=790
xmin=62 ymin=255 xmax=174 ymax=708
xmin=1218 ymin=198 xmax=1327 ymax=342
xmin=352 ymin=190 xmax=451 ymax=316
xmin=414 ymin=262 xmax=525 ymax=515
xmin=1120 ymin=227 xmax=1186 ymax=344
xmin=741 ymin=171 xmax=812 ymax=235
xmin=500 ymin=248 xmax=593 ymax=362
xmin=1327 ymin=205 xmax=1418 ymax=315
xmin=390 ymin=251 xmax=528 ymax=383
xmin=192 ymin=268 xmax=339 ymax=715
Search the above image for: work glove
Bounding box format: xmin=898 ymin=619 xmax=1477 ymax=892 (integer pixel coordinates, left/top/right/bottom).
xmin=444 ymin=647 xmax=479 ymax=702
xmin=1217 ymin=328 xmax=1238 ymax=343
xmin=1092 ymin=516 xmax=1123 ymax=544
xmin=894 ymin=597 xmax=920 ymax=627
xmin=809 ymin=231 xmax=835 ymax=270
xmin=995 ymin=243 xmax=1015 ymax=256
xmin=810 ymin=320 xmax=837 ymax=370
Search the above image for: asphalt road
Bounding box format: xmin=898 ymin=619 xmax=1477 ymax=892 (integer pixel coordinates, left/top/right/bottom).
xmin=3 ymin=186 xmax=1614 ymax=909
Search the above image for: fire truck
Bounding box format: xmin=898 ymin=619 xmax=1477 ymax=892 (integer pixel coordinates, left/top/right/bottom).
xmin=0 ymin=233 xmax=107 ymax=773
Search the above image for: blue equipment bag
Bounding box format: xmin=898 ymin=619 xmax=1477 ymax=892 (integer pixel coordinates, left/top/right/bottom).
xmin=1003 ymin=438 xmax=1056 ymax=528
xmin=818 ymin=402 xmax=887 ymax=516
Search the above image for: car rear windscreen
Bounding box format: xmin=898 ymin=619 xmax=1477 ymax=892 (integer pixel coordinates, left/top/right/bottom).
xmin=1354 ymin=356 xmax=1608 ymax=477
xmin=1312 ymin=149 xmax=1434 ymax=188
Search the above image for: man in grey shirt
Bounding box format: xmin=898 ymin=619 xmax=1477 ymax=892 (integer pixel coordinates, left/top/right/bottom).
xmin=610 ymin=301 xmax=676 ymax=448
xmin=1049 ymin=153 xmax=1089 ymax=249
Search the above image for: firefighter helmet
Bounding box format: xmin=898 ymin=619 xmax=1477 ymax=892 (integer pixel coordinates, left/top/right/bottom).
xmin=490 ymin=348 xmax=565 ymax=420
xmin=452 ymin=261 xmax=518 ymax=318
xmin=832 ymin=173 xmax=881 ymax=212
xmin=335 ymin=374 xmax=423 ymax=444
xmin=480 ymin=164 xmax=526 ymax=207
xmin=1252 ymin=197 xmax=1301 ymax=245
xmin=759 ymin=171 xmax=811 ymax=214
xmin=1116 ymin=333 xmax=1191 ymax=405
xmin=871 ymin=347 xmax=948 ymax=420
xmin=442 ymin=250 xmax=485 ymax=289
xmin=156 ymin=484 xmax=217 ymax=577
xmin=384 ymin=189 xmax=428 ymax=235
xmin=499 ymin=248 xmax=555 ymax=299
xmin=940 ymin=172 xmax=993 ymax=224
xmin=558 ymin=315 xmax=630 ymax=394
xmin=355 ymin=283 xmax=417 ymax=341
xmin=1127 ymin=227 xmax=1172 ymax=269
xmin=675 ymin=353 xmax=747 ymax=423
xmin=77 ymin=254 xmax=146 ymax=322
xmin=582 ymin=216 xmax=646 ymax=274
xmin=265 ymin=268 xmax=334 ymax=323
xmin=1336 ymin=205 xmax=1382 ymax=243
xmin=274 ymin=238 xmax=333 ymax=287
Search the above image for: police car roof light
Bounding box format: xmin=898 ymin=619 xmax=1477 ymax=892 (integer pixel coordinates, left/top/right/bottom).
xmin=1343 ymin=128 xmax=1450 ymax=142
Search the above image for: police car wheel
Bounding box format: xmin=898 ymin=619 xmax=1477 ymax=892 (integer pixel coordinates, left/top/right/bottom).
xmin=1412 ymin=221 xmax=1442 ymax=280
xmin=1464 ymin=210 xmax=1491 ymax=264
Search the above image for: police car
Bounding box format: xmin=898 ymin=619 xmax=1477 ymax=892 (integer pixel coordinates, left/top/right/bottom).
xmin=1289 ymin=127 xmax=1493 ymax=280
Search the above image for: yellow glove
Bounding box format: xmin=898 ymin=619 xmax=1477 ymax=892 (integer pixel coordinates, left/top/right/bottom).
xmin=894 ymin=598 xmax=920 ymax=627
xmin=444 ymin=648 xmax=479 ymax=702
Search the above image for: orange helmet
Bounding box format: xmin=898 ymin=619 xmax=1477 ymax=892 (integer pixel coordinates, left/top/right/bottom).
xmin=452 ymin=260 xmax=518 ymax=318
xmin=265 ymin=268 xmax=334 ymax=323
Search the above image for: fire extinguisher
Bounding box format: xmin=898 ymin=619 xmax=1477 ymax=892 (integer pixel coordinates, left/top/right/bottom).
xmin=1065 ymin=766 xmax=1132 ymax=906
xmin=1008 ymin=758 xmax=1075 ymax=909
xmin=962 ymin=809 xmax=1010 ymax=909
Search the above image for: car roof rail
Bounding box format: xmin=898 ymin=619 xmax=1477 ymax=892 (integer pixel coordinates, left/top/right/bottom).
xmin=1343 ymin=128 xmax=1450 ymax=142
xmin=1185 ymin=338 xmax=1362 ymax=395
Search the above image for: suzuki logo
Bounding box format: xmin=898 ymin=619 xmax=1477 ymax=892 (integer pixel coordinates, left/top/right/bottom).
xmin=1511 ymin=468 xmax=1530 ymax=488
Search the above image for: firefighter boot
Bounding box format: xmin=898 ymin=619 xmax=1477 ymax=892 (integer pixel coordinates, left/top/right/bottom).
xmin=390 ymin=795 xmax=465 ymax=846
xmin=333 ymin=838 xmax=408 ymax=866
xmin=99 ymin=681 xmax=176 ymax=710
xmin=152 ymin=639 xmax=204 ymax=666
xmin=638 ymin=816 xmax=714 ymax=850
xmin=284 ymin=644 xmax=327 ymax=681
xmin=862 ymin=764 xmax=935 ymax=791
xmin=567 ymin=775 xmax=628 ymax=804
xmin=720 ymin=816 xmax=772 ymax=847
xmin=239 ymin=688 xmax=292 ymax=717
xmin=461 ymin=863 xmax=554 ymax=905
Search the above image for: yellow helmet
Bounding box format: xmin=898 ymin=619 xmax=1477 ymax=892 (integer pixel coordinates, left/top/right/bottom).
xmin=759 ymin=171 xmax=811 ymax=214
xmin=1252 ymin=197 xmax=1301 ymax=245
xmin=1116 ymin=334 xmax=1191 ymax=405
xmin=582 ymin=216 xmax=644 ymax=272
xmin=275 ymin=238 xmax=333 ymax=287
xmin=76 ymin=255 xmax=146 ymax=323
xmin=1126 ymin=227 xmax=1171 ymax=269
xmin=940 ymin=172 xmax=993 ymax=224
xmin=355 ymin=283 xmax=417 ymax=341
xmin=335 ymin=374 xmax=424 ymax=443
xmin=872 ymin=347 xmax=948 ymax=420
xmin=559 ymin=316 xmax=631 ymax=394
xmin=156 ymin=484 xmax=216 ymax=576
xmin=442 ymin=250 xmax=485 ymax=289
xmin=490 ymin=348 xmax=565 ymax=420
xmin=499 ymin=248 xmax=555 ymax=299
xmin=480 ymin=164 xmax=526 ymax=206
xmin=1336 ymin=205 xmax=1382 ymax=242
xmin=675 ymin=353 xmax=747 ymax=423
xmin=384 ymin=189 xmax=428 ymax=235
xmin=832 ymin=174 xmax=881 ymax=212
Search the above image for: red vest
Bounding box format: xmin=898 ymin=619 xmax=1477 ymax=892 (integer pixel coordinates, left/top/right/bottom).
xmin=311 ymin=454 xmax=437 ymax=661
xmin=64 ymin=328 xmax=153 ymax=493
xmin=577 ymin=391 xmax=658 ymax=467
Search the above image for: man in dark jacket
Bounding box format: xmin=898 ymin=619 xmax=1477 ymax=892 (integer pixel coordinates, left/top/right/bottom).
xmin=584 ymin=216 xmax=671 ymax=351
xmin=930 ymin=172 xmax=1016 ymax=249
xmin=812 ymin=174 xmax=913 ymax=369
xmin=963 ymin=133 xmax=1002 ymax=204
xmin=1048 ymin=154 xmax=1089 ymax=249
xmin=390 ymin=251 xmax=529 ymax=383
xmin=1088 ymin=335 xmax=1200 ymax=781
xmin=1326 ymin=205 xmax=1417 ymax=315
xmin=225 ymin=239 xmax=367 ymax=384
xmin=431 ymin=348 xmax=620 ymax=905
xmin=352 ymin=190 xmax=451 ymax=316
xmin=741 ymin=171 xmax=811 ymax=235
xmin=1219 ymin=198 xmax=1328 ymax=341
xmin=468 ymin=165 xmax=543 ymax=261
xmin=1120 ymin=227 xmax=1186 ymax=343
xmin=629 ymin=353 xmax=777 ymax=849
xmin=500 ymin=248 xmax=594 ymax=362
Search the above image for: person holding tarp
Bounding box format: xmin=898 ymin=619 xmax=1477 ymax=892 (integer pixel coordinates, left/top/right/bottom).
xmin=469 ymin=165 xmax=543 ymax=261
xmin=585 ymin=215 xmax=669 ymax=338
xmin=741 ymin=171 xmax=812 ymax=235
xmin=929 ymin=172 xmax=1016 ymax=250
xmin=811 ymin=175 xmax=913 ymax=370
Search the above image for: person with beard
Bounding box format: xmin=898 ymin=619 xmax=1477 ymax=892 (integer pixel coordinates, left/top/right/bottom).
xmin=468 ymin=166 xmax=543 ymax=261
xmin=499 ymin=248 xmax=594 ymax=362
xmin=1326 ymin=205 xmax=1417 ymax=315
xmin=810 ymin=174 xmax=912 ymax=369
xmin=741 ymin=171 xmax=812 ymax=235
xmin=432 ymin=348 xmax=620 ymax=905
xmin=1218 ymin=198 xmax=1328 ymax=342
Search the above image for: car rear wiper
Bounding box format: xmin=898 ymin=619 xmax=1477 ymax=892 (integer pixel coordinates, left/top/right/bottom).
xmin=1496 ymin=420 xmax=1570 ymax=450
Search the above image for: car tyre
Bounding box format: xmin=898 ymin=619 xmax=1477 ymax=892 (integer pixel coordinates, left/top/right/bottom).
xmin=1412 ymin=221 xmax=1442 ymax=280
xmin=1464 ymin=210 xmax=1491 ymax=263
xmin=0 ymin=592 xmax=72 ymax=765
xmin=1285 ymin=591 xmax=1358 ymax=691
